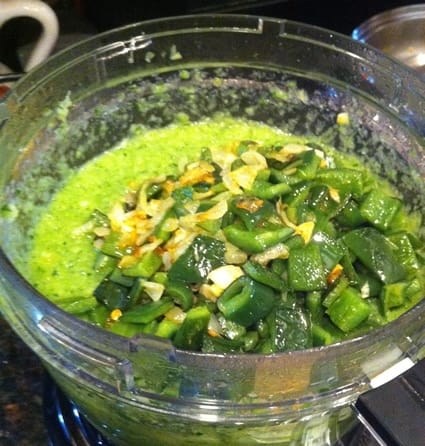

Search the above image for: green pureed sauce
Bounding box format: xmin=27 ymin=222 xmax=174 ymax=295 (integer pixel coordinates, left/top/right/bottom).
xmin=29 ymin=118 xmax=290 ymax=305
xmin=28 ymin=116 xmax=425 ymax=353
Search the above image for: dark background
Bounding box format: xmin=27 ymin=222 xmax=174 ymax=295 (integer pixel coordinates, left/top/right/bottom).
xmin=0 ymin=0 xmax=419 ymax=71
xmin=80 ymin=0 xmax=417 ymax=34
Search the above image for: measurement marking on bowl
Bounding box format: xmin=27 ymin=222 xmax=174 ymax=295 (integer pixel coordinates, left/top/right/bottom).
xmin=95 ymin=36 xmax=152 ymax=81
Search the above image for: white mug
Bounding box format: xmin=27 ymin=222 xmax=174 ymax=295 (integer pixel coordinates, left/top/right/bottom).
xmin=0 ymin=0 xmax=59 ymax=73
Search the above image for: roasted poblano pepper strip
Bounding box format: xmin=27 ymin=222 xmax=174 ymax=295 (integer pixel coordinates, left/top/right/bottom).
xmin=312 ymin=231 xmax=345 ymax=272
xmin=343 ymin=227 xmax=406 ymax=284
xmin=223 ymin=223 xmax=293 ymax=254
xmin=249 ymin=179 xmax=291 ymax=200
xmin=101 ymin=231 xmax=128 ymax=258
xmin=380 ymin=282 xmax=409 ymax=313
xmin=311 ymin=319 xmax=344 ymax=346
xmin=108 ymin=320 xmax=146 ymax=337
xmin=202 ymin=335 xmax=244 ymax=353
xmin=93 ymin=278 xmax=131 ymax=310
xmin=120 ymin=298 xmax=174 ymax=324
xmin=387 ymin=232 xmax=420 ymax=276
xmin=173 ymin=306 xmax=211 ymax=351
xmin=315 ymin=168 xmax=364 ymax=199
xmin=109 ymin=268 xmax=135 ymax=287
xmin=326 ymin=286 xmax=371 ymax=332
xmin=168 ymin=235 xmax=225 ymax=283
xmin=217 ymin=276 xmax=277 ymax=327
xmin=336 ymin=199 xmax=367 ymax=228
xmin=122 ymin=250 xmax=162 ymax=278
xmin=288 ymin=243 xmax=327 ymax=291
xmin=295 ymin=149 xmax=322 ymax=180
xmin=94 ymin=252 xmax=117 ymax=274
xmin=359 ymin=189 xmax=401 ymax=231
xmin=154 ymin=318 xmax=180 ymax=339
xmin=56 ymin=296 xmax=98 ymax=315
xmin=229 ymin=195 xmax=275 ymax=230
xmin=267 ymin=303 xmax=312 ymax=352
xmin=242 ymin=261 xmax=286 ymax=291
xmin=165 ymin=280 xmax=194 ymax=311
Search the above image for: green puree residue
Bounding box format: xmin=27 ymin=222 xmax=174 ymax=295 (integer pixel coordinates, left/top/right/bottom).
xmin=28 ymin=117 xmax=293 ymax=302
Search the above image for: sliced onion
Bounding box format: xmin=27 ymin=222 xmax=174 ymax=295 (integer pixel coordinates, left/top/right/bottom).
xmin=240 ymin=150 xmax=268 ymax=169
xmin=230 ymin=165 xmax=259 ymax=190
xmin=207 ymin=265 xmax=244 ymax=289
xmin=251 ymin=243 xmax=289 ymax=265
xmin=143 ymin=281 xmax=165 ymax=301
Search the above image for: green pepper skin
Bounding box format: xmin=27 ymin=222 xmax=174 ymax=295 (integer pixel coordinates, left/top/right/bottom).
xmin=326 ymin=286 xmax=371 ymax=332
xmin=122 ymin=251 xmax=162 ymax=278
xmin=217 ymin=276 xmax=277 ymax=327
xmin=174 ymin=306 xmax=211 ymax=351
xmin=267 ymin=303 xmax=312 ymax=352
xmin=120 ymin=298 xmax=174 ymax=324
xmin=343 ymin=227 xmax=406 ymax=284
xmin=168 ymin=235 xmax=225 ymax=283
xmin=315 ymin=168 xmax=364 ymax=199
xmin=242 ymin=261 xmax=286 ymax=291
xmin=223 ymin=223 xmax=293 ymax=254
xmin=359 ymin=189 xmax=401 ymax=231
xmin=288 ymin=243 xmax=326 ymax=291
xmin=229 ymin=195 xmax=275 ymax=231
xmin=93 ymin=278 xmax=131 ymax=310
xmin=165 ymin=280 xmax=194 ymax=311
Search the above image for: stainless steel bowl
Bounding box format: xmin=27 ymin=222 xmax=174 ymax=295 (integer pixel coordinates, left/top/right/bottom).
xmin=352 ymin=4 xmax=425 ymax=76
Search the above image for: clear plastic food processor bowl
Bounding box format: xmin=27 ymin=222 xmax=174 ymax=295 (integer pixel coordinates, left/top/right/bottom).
xmin=1 ymin=14 xmax=425 ymax=446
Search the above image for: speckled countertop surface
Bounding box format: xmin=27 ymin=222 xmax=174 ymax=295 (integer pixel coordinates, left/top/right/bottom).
xmin=0 ymin=315 xmax=48 ymax=445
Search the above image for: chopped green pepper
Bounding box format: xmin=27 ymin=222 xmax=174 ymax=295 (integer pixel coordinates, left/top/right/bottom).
xmin=71 ymin=133 xmax=425 ymax=353
xmin=120 ymin=298 xmax=174 ymax=324
xmin=93 ymin=278 xmax=131 ymax=310
xmin=343 ymin=227 xmax=406 ymax=284
xmin=242 ymin=261 xmax=286 ymax=291
xmin=217 ymin=276 xmax=277 ymax=327
xmin=229 ymin=195 xmax=275 ymax=230
xmin=223 ymin=223 xmax=293 ymax=254
xmin=122 ymin=250 xmax=162 ymax=278
xmin=326 ymin=286 xmax=371 ymax=332
xmin=165 ymin=280 xmax=194 ymax=311
xmin=168 ymin=235 xmax=225 ymax=283
xmin=359 ymin=189 xmax=401 ymax=231
xmin=174 ymin=306 xmax=211 ymax=351
xmin=288 ymin=243 xmax=326 ymax=291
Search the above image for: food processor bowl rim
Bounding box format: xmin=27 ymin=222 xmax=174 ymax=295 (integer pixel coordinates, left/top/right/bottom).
xmin=10 ymin=12 xmax=425 ymax=103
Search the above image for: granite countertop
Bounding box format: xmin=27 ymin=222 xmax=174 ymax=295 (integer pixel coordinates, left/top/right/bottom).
xmin=0 ymin=316 xmax=48 ymax=445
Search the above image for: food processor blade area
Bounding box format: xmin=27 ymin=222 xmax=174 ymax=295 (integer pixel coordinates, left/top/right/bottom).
xmin=43 ymin=373 xmax=377 ymax=446
xmin=43 ymin=373 xmax=111 ymax=446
